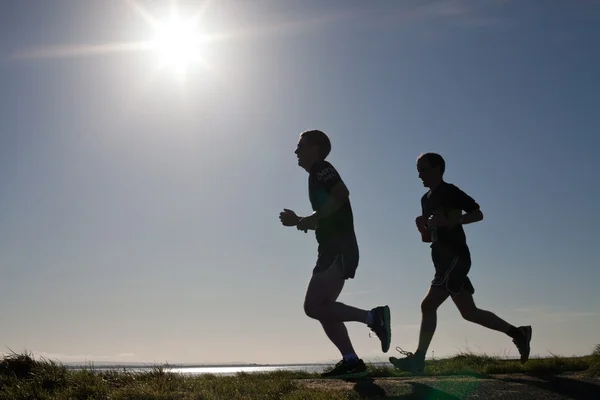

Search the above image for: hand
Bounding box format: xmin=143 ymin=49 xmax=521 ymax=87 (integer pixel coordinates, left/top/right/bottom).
xmin=427 ymin=211 xmax=451 ymax=228
xmin=415 ymin=215 xmax=428 ymax=233
xmin=296 ymin=214 xmax=317 ymax=232
xmin=415 ymin=215 xmax=432 ymax=242
xmin=279 ymin=209 xmax=300 ymax=227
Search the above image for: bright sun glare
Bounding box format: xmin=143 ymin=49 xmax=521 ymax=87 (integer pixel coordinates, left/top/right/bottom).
xmin=151 ymin=16 xmax=204 ymax=74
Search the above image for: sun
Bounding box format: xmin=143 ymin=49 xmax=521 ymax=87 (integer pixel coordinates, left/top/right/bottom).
xmin=150 ymin=15 xmax=204 ymax=74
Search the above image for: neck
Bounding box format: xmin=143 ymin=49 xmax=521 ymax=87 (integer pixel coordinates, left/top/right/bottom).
xmin=303 ymin=157 xmax=320 ymax=172
xmin=428 ymin=179 xmax=443 ymax=192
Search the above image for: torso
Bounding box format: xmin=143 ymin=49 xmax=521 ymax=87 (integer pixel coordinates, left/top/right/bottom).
xmin=308 ymin=160 xmax=356 ymax=247
xmin=421 ymin=182 xmax=469 ymax=255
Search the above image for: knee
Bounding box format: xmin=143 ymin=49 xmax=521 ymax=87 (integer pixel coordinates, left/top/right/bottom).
xmin=303 ymin=300 xmax=321 ymax=320
xmin=460 ymin=308 xmax=478 ymax=322
xmin=420 ymin=298 xmax=439 ymax=314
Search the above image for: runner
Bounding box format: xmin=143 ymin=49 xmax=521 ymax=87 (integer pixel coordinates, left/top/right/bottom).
xmin=279 ymin=129 xmax=392 ymax=379
xmin=390 ymin=152 xmax=532 ymax=374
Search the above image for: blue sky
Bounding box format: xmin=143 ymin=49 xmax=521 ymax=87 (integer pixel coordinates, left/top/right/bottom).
xmin=1 ymin=0 xmax=599 ymax=365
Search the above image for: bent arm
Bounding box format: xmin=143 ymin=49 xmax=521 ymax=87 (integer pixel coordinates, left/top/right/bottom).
xmin=315 ymin=181 xmax=349 ymax=219
xmin=450 ymin=185 xmax=484 ymax=226
xmin=460 ymin=208 xmax=483 ymax=225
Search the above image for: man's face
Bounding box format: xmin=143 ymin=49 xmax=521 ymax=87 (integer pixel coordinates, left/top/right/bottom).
xmin=295 ymin=136 xmax=319 ymax=170
xmin=417 ymin=157 xmax=441 ymax=188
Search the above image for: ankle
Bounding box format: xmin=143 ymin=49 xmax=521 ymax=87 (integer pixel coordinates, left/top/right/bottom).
xmin=365 ymin=310 xmax=373 ymax=326
xmin=415 ymin=349 xmax=426 ymax=359
xmin=507 ymin=325 xmax=521 ymax=339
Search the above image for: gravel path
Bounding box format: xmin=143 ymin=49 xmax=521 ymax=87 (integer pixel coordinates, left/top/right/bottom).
xmin=296 ymin=372 xmax=600 ymax=399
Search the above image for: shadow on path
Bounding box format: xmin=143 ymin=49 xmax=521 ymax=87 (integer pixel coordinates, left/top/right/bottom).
xmin=342 ymin=372 xmax=600 ymax=399
xmin=351 ymin=377 xmax=461 ymax=399
xmin=493 ymin=373 xmax=600 ymax=400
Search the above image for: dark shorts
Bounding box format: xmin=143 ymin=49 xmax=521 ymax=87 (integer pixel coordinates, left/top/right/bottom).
xmin=313 ymin=236 xmax=359 ymax=280
xmin=431 ymin=248 xmax=474 ymax=295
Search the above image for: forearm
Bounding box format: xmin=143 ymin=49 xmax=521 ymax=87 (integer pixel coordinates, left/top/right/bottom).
xmin=299 ymin=216 xmax=318 ymax=230
xmin=299 ymin=197 xmax=344 ymax=231
xmin=459 ymin=209 xmax=483 ymax=225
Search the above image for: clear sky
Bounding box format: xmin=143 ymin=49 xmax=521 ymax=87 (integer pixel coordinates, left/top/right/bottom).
xmin=1 ymin=0 xmax=599 ymax=365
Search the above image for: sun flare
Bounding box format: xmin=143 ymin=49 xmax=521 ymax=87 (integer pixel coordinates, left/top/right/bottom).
xmin=150 ymin=16 xmax=204 ymax=74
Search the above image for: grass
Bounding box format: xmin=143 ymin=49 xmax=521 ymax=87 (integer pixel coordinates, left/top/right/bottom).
xmin=0 ymin=347 xmax=599 ymax=400
xmin=589 ymin=343 xmax=600 ymax=377
xmin=372 ymin=352 xmax=597 ymax=377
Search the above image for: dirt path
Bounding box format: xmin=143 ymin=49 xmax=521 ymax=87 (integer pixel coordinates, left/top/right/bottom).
xmin=296 ymin=372 xmax=600 ymax=399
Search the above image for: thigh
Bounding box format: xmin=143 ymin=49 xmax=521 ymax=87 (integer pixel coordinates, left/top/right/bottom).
xmin=305 ymin=258 xmax=346 ymax=307
xmin=422 ymin=285 xmax=451 ymax=311
xmin=431 ymin=250 xmax=473 ymax=295
xmin=313 ymin=237 xmax=359 ymax=280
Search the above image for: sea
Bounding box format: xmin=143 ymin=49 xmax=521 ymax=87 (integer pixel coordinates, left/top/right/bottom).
xmin=166 ymin=364 xmax=325 ymax=375
xmin=67 ymin=362 xmax=389 ymax=376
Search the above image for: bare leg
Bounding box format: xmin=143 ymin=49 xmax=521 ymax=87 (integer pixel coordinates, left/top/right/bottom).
xmin=304 ymin=264 xmax=369 ymax=323
xmin=451 ymin=291 xmax=512 ymax=333
xmin=451 ymin=290 xmax=532 ymax=363
xmin=304 ymin=264 xmax=365 ymax=356
xmin=390 ymin=285 xmax=449 ymax=373
xmin=318 ymin=276 xmax=356 ymax=357
xmin=319 ymin=320 xmax=356 ymax=357
xmin=416 ymin=286 xmax=450 ymax=356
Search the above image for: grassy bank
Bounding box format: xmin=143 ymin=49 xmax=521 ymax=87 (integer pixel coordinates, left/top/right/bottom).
xmin=1 ymin=346 xmax=598 ymax=400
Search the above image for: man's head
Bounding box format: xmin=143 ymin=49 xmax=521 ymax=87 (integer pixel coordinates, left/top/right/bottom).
xmin=416 ymin=152 xmax=445 ymax=188
xmin=295 ymin=129 xmax=331 ymax=171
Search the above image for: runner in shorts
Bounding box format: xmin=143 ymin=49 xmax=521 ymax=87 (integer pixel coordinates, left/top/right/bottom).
xmin=389 ymin=152 xmax=532 ymax=374
xmin=279 ymin=129 xmax=392 ymax=379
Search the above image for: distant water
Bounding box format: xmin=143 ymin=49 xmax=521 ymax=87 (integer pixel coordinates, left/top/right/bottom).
xmin=74 ymin=363 xmax=389 ymax=376
xmin=70 ymin=364 xmax=327 ymax=375
xmin=166 ymin=364 xmax=326 ymax=375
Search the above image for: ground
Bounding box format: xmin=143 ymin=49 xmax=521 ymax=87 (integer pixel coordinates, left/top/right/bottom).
xmin=297 ymin=372 xmax=600 ymax=399
xmin=2 ymin=351 xmax=599 ymax=399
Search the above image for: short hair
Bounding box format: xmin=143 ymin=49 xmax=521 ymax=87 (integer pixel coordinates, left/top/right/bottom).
xmin=300 ymin=129 xmax=331 ymax=159
xmin=417 ymin=152 xmax=446 ymax=175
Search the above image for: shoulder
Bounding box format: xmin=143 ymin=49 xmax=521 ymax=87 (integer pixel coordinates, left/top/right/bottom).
xmin=442 ymin=182 xmax=479 ymax=209
xmin=311 ymin=160 xmax=335 ymax=171
xmin=311 ymin=160 xmax=340 ymax=179
xmin=309 ymin=160 xmax=345 ymax=191
xmin=430 ymin=182 xmax=461 ymax=203
xmin=439 ymin=182 xmax=462 ymax=195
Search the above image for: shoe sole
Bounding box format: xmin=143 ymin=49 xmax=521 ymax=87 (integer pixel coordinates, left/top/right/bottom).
xmin=382 ymin=305 xmax=391 ymax=353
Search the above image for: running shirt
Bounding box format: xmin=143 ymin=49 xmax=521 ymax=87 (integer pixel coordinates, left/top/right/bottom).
xmin=308 ymin=160 xmax=356 ymax=246
xmin=421 ymin=181 xmax=480 ymax=254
